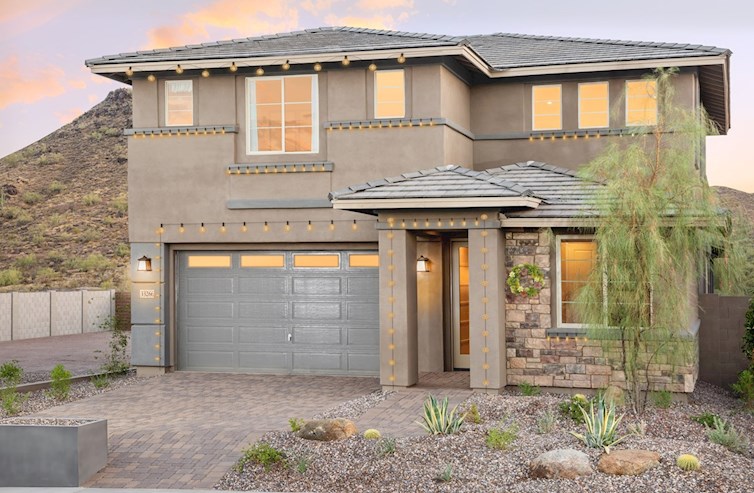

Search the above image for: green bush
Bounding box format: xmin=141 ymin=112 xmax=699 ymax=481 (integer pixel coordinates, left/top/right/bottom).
xmin=691 ymin=412 xmax=722 ymax=428
xmin=48 ymin=181 xmax=65 ymax=194
xmin=0 ymin=361 xmax=25 ymax=416
xmin=115 ymin=243 xmax=130 ymax=257
xmin=465 ymin=403 xmax=481 ymax=424
xmin=518 ymin=382 xmax=541 ymax=396
xmin=418 ymin=394 xmax=465 ymax=435
xmin=82 ymin=193 xmax=101 ymax=206
xmin=98 ymin=315 xmax=130 ymax=374
xmin=0 ymin=360 xmax=23 ymax=386
xmin=35 ymin=267 xmax=57 ymax=283
xmin=34 ymin=152 xmax=64 ymax=166
xmin=705 ymin=416 xmax=749 ymax=454
xmin=731 ymin=368 xmax=754 ymax=409
xmin=570 ymin=396 xmax=632 ymax=453
xmin=486 ymin=422 xmax=519 ymax=450
xmin=103 ymin=127 xmax=122 ymax=137
xmin=0 ymin=269 xmax=22 ymax=287
xmin=537 ymin=409 xmax=557 ymax=434
xmin=295 ymin=454 xmax=311 ymax=474
xmin=15 ymin=254 xmax=37 ymax=271
xmin=49 ymin=364 xmax=72 ymax=400
xmin=22 ymin=192 xmax=43 ymax=205
xmin=47 ymin=213 xmax=65 ymax=227
xmin=377 ymin=437 xmax=396 ymax=456
xmin=236 ymin=443 xmax=285 ymax=472
xmin=91 ymin=374 xmax=110 ymax=389
xmin=437 ymin=464 xmax=453 ymax=482
xmin=2 ymin=206 xmax=32 ymax=223
xmin=110 ymin=195 xmax=128 ymax=216
xmin=288 ymin=417 xmax=304 ymax=432
xmin=560 ymin=394 xmax=590 ymax=423
xmin=651 ymin=390 xmax=673 ymax=409
xmin=75 ymin=254 xmax=112 ymax=272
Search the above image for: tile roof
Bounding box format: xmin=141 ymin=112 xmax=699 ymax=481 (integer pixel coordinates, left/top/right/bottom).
xmin=86 ymin=26 xmax=728 ymax=69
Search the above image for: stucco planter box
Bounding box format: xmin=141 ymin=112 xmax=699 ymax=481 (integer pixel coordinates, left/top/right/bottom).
xmin=0 ymin=417 xmax=107 ymax=487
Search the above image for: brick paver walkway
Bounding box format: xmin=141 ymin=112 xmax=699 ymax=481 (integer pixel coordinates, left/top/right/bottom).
xmin=36 ymin=372 xmax=379 ymax=489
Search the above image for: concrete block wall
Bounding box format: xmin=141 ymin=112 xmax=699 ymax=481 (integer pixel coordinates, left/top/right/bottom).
xmin=0 ymin=290 xmax=117 ymax=341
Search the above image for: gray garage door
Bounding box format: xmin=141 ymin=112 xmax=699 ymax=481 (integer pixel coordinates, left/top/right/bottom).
xmin=177 ymin=250 xmax=379 ymax=375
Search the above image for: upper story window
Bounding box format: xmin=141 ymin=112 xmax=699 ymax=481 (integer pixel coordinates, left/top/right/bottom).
xmin=557 ymin=237 xmax=597 ymax=328
xmin=246 ymin=75 xmax=318 ymax=154
xmin=578 ymin=82 xmax=609 ymax=128
xmin=374 ymin=70 xmax=405 ymax=119
xmin=626 ymin=79 xmax=657 ymax=126
xmin=165 ymin=80 xmax=193 ymax=126
xmin=532 ymin=84 xmax=562 ymax=131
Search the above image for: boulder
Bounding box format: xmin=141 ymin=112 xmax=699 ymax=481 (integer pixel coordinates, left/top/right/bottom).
xmin=297 ymin=419 xmax=357 ymax=441
xmin=530 ymin=449 xmax=593 ymax=479
xmin=603 ymin=386 xmax=625 ymax=406
xmin=598 ymin=449 xmax=660 ymax=476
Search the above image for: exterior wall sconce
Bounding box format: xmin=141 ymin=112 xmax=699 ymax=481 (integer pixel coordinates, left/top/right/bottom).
xmin=416 ymin=256 xmax=431 ymax=272
xmin=137 ymin=256 xmax=152 ymax=272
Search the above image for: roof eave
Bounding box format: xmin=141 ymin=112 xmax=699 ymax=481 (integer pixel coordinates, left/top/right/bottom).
xmin=332 ymin=196 xmax=541 ymax=211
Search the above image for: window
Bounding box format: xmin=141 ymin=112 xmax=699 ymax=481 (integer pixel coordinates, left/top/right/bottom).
xmin=579 ymin=82 xmax=609 ymax=128
xmin=348 ymin=254 xmax=379 ymax=268
xmin=557 ymin=238 xmax=597 ymax=327
xmin=626 ymin=79 xmax=657 ymax=126
xmin=187 ymin=255 xmax=231 ymax=268
xmin=374 ymin=70 xmax=405 ymax=118
xmin=246 ymin=75 xmax=317 ymax=153
xmin=241 ymin=255 xmax=285 ymax=268
xmin=293 ymin=254 xmax=339 ymax=268
xmin=532 ymin=85 xmax=562 ymax=131
xmin=165 ymin=80 xmax=193 ymax=126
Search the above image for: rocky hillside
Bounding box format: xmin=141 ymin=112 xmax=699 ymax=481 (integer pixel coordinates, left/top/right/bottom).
xmin=0 ymin=89 xmax=131 ymax=291
xmin=715 ymin=186 xmax=754 ymax=229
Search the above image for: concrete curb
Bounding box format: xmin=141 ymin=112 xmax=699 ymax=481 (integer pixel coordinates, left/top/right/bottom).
xmin=1 ymin=370 xmax=133 ymax=394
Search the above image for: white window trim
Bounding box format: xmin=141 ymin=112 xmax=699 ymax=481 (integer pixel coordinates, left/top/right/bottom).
xmin=578 ymin=81 xmax=609 ymax=129
xmin=555 ymin=235 xmax=596 ymax=329
xmin=374 ymin=69 xmax=405 ymax=119
xmin=625 ymin=79 xmax=658 ymax=127
xmin=532 ymin=84 xmax=562 ymax=131
xmin=165 ymin=80 xmax=193 ymax=127
xmin=245 ymin=75 xmax=319 ymax=155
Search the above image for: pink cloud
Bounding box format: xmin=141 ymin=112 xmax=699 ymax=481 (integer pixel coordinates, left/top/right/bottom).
xmin=300 ymin=0 xmax=334 ymax=15
xmin=54 ymin=106 xmax=83 ymax=125
xmin=145 ymin=0 xmax=300 ymax=49
xmin=0 ymin=0 xmax=81 ymax=39
xmin=355 ymin=0 xmax=413 ymax=10
xmin=0 ymin=56 xmax=67 ymax=109
xmin=324 ymin=13 xmax=397 ymax=30
xmin=68 ymin=79 xmax=87 ymax=90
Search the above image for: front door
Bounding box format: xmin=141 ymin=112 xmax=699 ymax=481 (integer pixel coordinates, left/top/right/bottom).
xmin=451 ymin=242 xmax=470 ymax=369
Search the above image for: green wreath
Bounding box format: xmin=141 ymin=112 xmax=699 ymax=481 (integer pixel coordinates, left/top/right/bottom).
xmin=507 ymin=263 xmax=545 ymax=297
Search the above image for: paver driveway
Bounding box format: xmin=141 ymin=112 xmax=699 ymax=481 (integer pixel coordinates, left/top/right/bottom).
xmin=37 ymin=372 xmax=379 ymax=489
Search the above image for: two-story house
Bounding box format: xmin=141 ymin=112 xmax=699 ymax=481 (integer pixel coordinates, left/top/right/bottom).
xmin=86 ymin=27 xmax=730 ymax=393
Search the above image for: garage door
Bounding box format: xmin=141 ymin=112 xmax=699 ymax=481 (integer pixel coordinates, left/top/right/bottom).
xmin=177 ymin=250 xmax=379 ymax=375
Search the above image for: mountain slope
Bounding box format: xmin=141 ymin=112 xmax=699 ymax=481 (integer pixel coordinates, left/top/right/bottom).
xmin=0 ymin=89 xmax=131 ymax=291
xmin=715 ymin=186 xmax=754 ymax=228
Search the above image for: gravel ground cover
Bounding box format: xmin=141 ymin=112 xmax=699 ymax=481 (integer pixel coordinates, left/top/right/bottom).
xmin=1 ymin=417 xmax=98 ymax=425
xmin=217 ymin=381 xmax=754 ymax=493
xmin=0 ymin=371 xmax=142 ymax=419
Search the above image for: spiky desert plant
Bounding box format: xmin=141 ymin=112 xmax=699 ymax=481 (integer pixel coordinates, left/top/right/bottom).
xmin=676 ymin=454 xmax=701 ymax=471
xmin=363 ymin=429 xmax=381 ymax=439
xmin=417 ymin=394 xmax=465 ymax=435
xmin=570 ymin=396 xmax=631 ymax=453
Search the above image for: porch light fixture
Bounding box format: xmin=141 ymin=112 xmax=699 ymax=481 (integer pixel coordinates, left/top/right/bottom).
xmin=341 ymin=56 xmax=350 ymax=66
xmin=282 ymin=60 xmax=291 ymax=71
xmin=125 ymin=67 xmax=134 ymax=77
xmin=313 ymin=62 xmax=322 ymax=72
xmin=201 ymin=69 xmax=210 ymax=78
xmin=147 ymin=74 xmax=156 ymax=82
xmin=137 ymin=256 xmax=152 ymax=272
xmin=229 ymin=62 xmax=238 ymax=72
xmin=397 ymin=53 xmax=406 ymax=64
xmin=256 ymin=67 xmax=265 ymax=76
xmin=368 ymin=63 xmax=377 ymax=71
xmin=416 ymin=256 xmax=431 ymax=272
xmin=175 ymin=65 xmax=184 ymax=74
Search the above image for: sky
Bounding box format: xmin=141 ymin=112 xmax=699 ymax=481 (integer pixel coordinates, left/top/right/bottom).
xmin=1 ymin=0 xmax=752 ymax=192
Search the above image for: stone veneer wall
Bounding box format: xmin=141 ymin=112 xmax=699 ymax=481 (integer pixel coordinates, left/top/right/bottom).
xmin=504 ymin=228 xmax=697 ymax=393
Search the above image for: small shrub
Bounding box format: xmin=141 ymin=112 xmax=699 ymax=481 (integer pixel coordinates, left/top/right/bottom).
xmin=731 ymin=368 xmax=754 ymax=409
xmin=676 ymin=454 xmax=701 ymax=471
xmin=34 ymin=152 xmax=64 ymax=166
xmin=0 ymin=361 xmax=25 ymax=416
xmin=98 ymin=315 xmax=130 ymax=373
xmin=651 ymin=390 xmax=673 ymax=409
xmin=417 ymin=394 xmax=465 ymax=435
xmin=627 ymin=420 xmax=647 ymax=436
xmin=0 ymin=269 xmax=22 ymax=287
xmin=115 ymin=243 xmax=130 ymax=257
xmin=536 ymin=409 xmax=557 ymax=434
xmin=295 ymin=454 xmax=311 ymax=474
xmin=91 ymin=374 xmax=110 ymax=389
xmin=3 ymin=207 xmax=32 ymax=223
xmin=49 ymin=364 xmax=72 ymax=400
xmin=82 ymin=193 xmax=101 ymax=206
xmin=15 ymin=254 xmax=37 ymax=271
xmin=103 ymin=127 xmax=122 ymax=137
xmin=289 ymin=417 xmax=304 ymax=432
xmin=518 ymin=382 xmax=541 ymax=396
xmin=111 ymin=195 xmax=128 ymax=216
xmin=1 ymin=391 xmax=25 ymax=416
xmin=75 ymin=253 xmax=112 ymax=272
xmin=0 ymin=360 xmax=23 ymax=386
xmin=705 ymin=416 xmax=749 ymax=454
xmin=35 ymin=267 xmax=57 ymax=283
xmin=236 ymin=443 xmax=285 ymax=472
xmin=570 ymin=396 xmax=631 ymax=453
xmin=465 ymin=403 xmax=482 ymax=424
xmin=691 ymin=412 xmax=721 ymax=428
xmin=437 ymin=464 xmax=453 ymax=482
xmin=90 ymin=130 xmax=103 ymax=140
xmin=48 ymin=181 xmax=65 ymax=194
xmin=560 ymin=394 xmax=589 ymax=423
xmin=22 ymin=192 xmax=43 ymax=205
xmin=486 ymin=422 xmax=519 ymax=450
xmin=377 ymin=437 xmax=396 ymax=456
xmin=47 ymin=213 xmax=65 ymax=227
xmin=363 ymin=428 xmax=381 ymax=439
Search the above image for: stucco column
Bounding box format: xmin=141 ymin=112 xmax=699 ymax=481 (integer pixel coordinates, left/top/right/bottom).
xmin=468 ymin=227 xmax=507 ymax=392
xmin=379 ymin=229 xmax=418 ymax=388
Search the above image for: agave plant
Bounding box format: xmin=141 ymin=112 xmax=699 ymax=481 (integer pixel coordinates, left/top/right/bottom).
xmin=417 ymin=394 xmax=466 ymax=435
xmin=569 ymin=396 xmax=631 ymax=453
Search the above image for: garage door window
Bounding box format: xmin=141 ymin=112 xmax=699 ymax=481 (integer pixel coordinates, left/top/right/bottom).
xmin=187 ymin=255 xmax=231 ymax=268
xmin=293 ymin=254 xmax=340 ymax=268
xmin=349 ymin=254 xmax=379 ymax=268
xmin=241 ymin=255 xmax=285 ymax=268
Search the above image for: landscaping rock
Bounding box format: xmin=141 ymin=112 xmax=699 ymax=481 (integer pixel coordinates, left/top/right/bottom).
xmin=529 ymin=449 xmax=592 ymax=479
xmin=297 ymin=418 xmax=357 ymax=441
xmin=603 ymin=386 xmax=625 ymax=406
xmin=598 ymin=449 xmax=660 ymax=476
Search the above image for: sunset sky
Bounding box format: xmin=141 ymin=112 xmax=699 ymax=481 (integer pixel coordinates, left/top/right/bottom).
xmin=1 ymin=0 xmax=751 ymax=192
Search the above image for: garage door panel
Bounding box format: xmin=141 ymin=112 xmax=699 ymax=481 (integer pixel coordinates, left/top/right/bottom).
xmin=293 ymin=326 xmax=341 ymax=345
xmin=187 ymin=277 xmax=234 ymax=294
xmin=186 ymin=325 xmax=235 ymax=343
xmin=348 ymin=352 xmax=379 ymax=372
xmin=347 ymin=327 xmax=379 ymax=346
xmin=293 ymin=277 xmax=342 ymax=295
xmin=347 ymin=302 xmax=379 ymax=321
xmin=239 ymin=277 xmax=286 ymax=295
xmin=293 ymin=302 xmax=341 ymax=320
xmin=239 ymin=302 xmax=287 ymax=320
xmin=239 ymin=351 xmax=290 ymax=371
xmin=293 ymin=352 xmax=342 ymax=371
xmin=239 ymin=326 xmax=287 ymax=344
xmin=187 ymin=302 xmax=234 ymax=319
xmin=347 ymin=277 xmax=379 ymax=296
xmin=186 ymin=350 xmax=235 ymax=368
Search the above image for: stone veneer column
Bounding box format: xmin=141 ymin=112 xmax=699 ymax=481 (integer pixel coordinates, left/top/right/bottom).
xmin=379 ymin=229 xmax=418 ymax=388
xmin=468 ymin=227 xmax=507 ymax=392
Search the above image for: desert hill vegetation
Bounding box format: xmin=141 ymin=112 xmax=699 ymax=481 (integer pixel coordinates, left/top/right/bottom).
xmin=0 ymin=89 xmax=131 ymax=292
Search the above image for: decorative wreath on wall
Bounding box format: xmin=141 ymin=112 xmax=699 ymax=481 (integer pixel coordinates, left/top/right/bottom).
xmin=507 ymin=263 xmax=545 ymax=297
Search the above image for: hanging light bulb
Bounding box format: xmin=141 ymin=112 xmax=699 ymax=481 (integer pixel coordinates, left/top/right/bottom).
xmin=341 ymin=56 xmax=350 ymax=66
xmin=424 ymin=218 xmax=430 ymax=227
xmin=241 ymin=222 xmax=248 ymax=233
xmin=368 ymin=63 xmax=377 ymax=71
xmin=125 ymin=67 xmax=134 ymax=77
xmin=282 ymin=60 xmax=290 ymax=71
xmin=352 ymin=220 xmax=358 ymax=231
xmin=179 ymin=223 xmax=185 ymax=234
xmin=229 ymin=62 xmax=238 ymax=72
xmin=413 ymin=219 xmax=418 ymax=228
xmin=176 ymin=65 xmax=184 ymax=74
xmin=219 ymin=223 xmax=226 ymax=233
xmin=397 ymin=53 xmax=406 ymax=64
xmin=255 ymin=67 xmax=265 ymax=76
xmin=307 ymin=221 xmax=313 ymax=232
xmin=400 ymin=219 xmax=406 ymax=228
xmin=329 ymin=220 xmax=335 ymax=231
xmin=284 ymin=221 xmax=291 ymax=232
xmin=263 ymin=221 xmax=269 ymax=232
xmin=313 ymin=62 xmax=322 ymax=72
xmin=147 ymin=74 xmax=156 ymax=82
xmin=201 ymin=69 xmax=210 ymax=78
xmin=200 ymin=223 xmax=206 ymax=233
xmin=158 ymin=224 xmax=164 ymax=234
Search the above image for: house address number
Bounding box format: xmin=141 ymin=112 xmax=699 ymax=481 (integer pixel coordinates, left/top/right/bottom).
xmin=139 ymin=289 xmax=155 ymax=299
